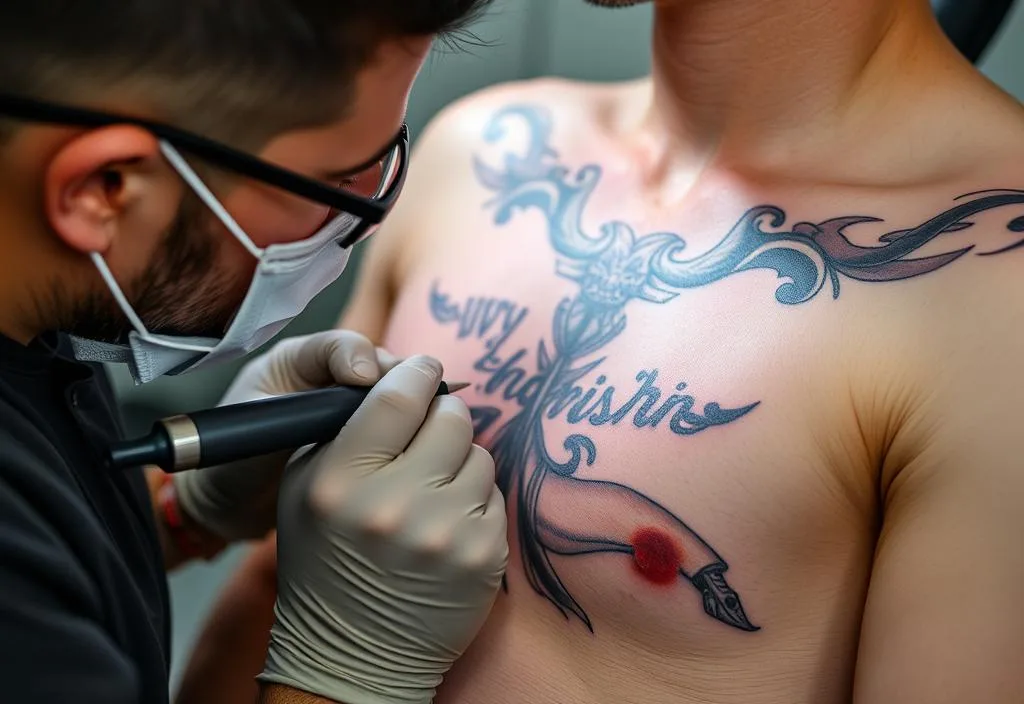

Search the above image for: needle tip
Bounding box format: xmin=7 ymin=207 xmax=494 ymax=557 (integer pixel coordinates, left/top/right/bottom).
xmin=445 ymin=381 xmax=471 ymax=393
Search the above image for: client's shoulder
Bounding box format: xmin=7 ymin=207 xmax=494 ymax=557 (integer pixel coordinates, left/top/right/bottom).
xmin=435 ymin=75 xmax=613 ymax=124
xmin=930 ymin=71 xmax=1024 ymax=180
xmin=415 ymin=76 xmax=632 ymax=161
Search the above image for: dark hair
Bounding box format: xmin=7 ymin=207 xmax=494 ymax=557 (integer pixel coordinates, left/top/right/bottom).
xmin=0 ymin=1 xmax=491 ymax=147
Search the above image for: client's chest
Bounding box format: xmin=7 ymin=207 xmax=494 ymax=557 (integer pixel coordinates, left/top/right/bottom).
xmin=382 ymin=253 xmax=878 ymax=643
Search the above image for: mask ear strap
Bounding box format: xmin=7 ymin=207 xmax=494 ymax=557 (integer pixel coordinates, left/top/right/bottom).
xmin=158 ymin=141 xmax=262 ymax=259
xmin=88 ymin=252 xmax=220 ymax=353
xmin=90 ymin=252 xmax=150 ymax=335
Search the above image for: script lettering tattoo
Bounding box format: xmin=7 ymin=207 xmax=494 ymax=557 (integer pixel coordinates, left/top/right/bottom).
xmin=429 ymin=104 xmax=1024 ymax=635
xmin=431 ymin=285 xmax=759 ymax=633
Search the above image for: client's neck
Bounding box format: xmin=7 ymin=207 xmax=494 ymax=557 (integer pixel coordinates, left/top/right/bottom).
xmin=639 ymin=0 xmax=958 ymax=176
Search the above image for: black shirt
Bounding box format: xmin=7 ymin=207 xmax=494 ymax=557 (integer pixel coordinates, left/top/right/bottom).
xmin=0 ymin=332 xmax=171 ymax=702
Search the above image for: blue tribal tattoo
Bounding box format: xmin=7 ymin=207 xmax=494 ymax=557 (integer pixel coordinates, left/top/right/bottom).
xmin=427 ymin=104 xmax=1024 ymax=635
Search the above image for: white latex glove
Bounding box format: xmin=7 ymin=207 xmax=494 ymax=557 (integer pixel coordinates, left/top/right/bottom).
xmin=173 ymin=330 xmax=399 ymax=543
xmin=259 ymin=355 xmax=508 ymax=704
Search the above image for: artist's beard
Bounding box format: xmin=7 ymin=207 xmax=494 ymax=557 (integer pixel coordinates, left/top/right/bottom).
xmin=66 ymin=195 xmax=244 ymax=344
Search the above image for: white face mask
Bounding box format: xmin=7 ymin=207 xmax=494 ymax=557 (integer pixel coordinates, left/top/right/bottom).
xmin=69 ymin=141 xmax=358 ymax=384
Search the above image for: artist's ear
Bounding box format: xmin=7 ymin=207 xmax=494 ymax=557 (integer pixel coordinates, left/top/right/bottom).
xmin=42 ymin=125 xmax=182 ymax=256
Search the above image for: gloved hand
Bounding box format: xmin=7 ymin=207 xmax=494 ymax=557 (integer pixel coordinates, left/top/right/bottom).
xmin=259 ymin=355 xmax=508 ymax=704
xmin=173 ymin=330 xmax=398 ymax=543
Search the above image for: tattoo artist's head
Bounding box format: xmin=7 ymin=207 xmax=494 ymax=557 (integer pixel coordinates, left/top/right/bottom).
xmin=0 ymin=1 xmax=490 ymax=345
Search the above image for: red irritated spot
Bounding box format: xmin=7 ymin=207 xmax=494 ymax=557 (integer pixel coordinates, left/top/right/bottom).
xmin=630 ymin=528 xmax=682 ymax=585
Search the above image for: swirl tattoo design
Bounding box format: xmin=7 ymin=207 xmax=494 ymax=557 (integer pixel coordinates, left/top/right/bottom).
xmin=427 ymin=104 xmax=1024 ymax=635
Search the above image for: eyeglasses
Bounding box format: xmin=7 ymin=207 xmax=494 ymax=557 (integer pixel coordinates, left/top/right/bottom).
xmin=0 ymin=93 xmax=409 ymax=249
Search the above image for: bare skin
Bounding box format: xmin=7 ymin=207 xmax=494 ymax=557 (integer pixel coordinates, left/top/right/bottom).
xmin=188 ymin=0 xmax=1024 ymax=702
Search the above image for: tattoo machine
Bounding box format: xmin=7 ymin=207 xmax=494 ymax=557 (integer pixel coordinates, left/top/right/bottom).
xmin=105 ymin=381 xmax=469 ymax=473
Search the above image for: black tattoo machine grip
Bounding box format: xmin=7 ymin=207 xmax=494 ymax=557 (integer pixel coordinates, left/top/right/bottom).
xmin=106 ymin=382 xmax=464 ymax=473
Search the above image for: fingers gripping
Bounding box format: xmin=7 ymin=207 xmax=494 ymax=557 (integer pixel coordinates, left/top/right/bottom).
xmin=311 ymin=356 xmax=445 ymax=505
xmin=289 ymin=330 xmax=380 ymax=389
xmin=401 ymin=396 xmax=475 ymax=486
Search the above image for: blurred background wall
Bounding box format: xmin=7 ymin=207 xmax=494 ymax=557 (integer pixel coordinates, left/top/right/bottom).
xmin=98 ymin=0 xmax=1022 ymax=691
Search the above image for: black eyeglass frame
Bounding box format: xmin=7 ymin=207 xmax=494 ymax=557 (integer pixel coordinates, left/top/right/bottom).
xmin=0 ymin=93 xmax=409 ymax=249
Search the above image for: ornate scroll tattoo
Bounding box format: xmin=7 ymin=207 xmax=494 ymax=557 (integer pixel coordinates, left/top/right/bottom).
xmin=429 ymin=104 xmax=1024 ymax=635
